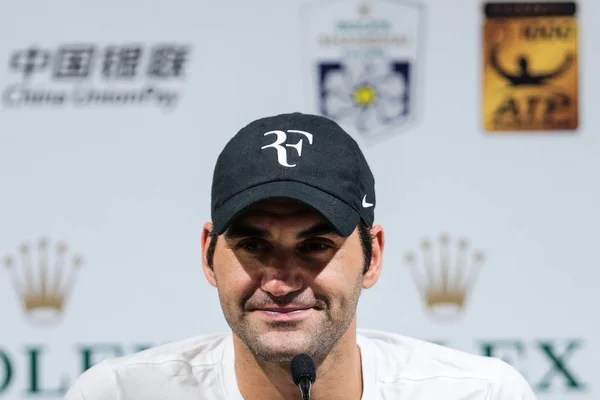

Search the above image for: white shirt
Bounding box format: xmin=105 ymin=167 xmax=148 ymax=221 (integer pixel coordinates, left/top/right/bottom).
xmin=64 ymin=329 xmax=537 ymax=399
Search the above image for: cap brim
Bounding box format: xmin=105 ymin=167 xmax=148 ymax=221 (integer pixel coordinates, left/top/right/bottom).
xmin=212 ymin=181 xmax=360 ymax=237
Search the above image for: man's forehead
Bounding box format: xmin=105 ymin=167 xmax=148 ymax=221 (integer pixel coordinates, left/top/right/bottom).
xmin=224 ymin=199 xmax=337 ymax=236
xmin=242 ymin=198 xmax=322 ymax=218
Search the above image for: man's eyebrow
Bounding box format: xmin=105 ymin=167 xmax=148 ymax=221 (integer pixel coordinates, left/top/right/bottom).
xmin=297 ymin=222 xmax=339 ymax=239
xmin=223 ymin=222 xmax=340 ymax=239
xmin=223 ymin=223 xmax=270 ymax=239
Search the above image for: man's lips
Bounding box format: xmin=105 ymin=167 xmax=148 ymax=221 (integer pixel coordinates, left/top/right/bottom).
xmin=255 ymin=307 xmax=312 ymax=313
xmin=251 ymin=307 xmax=315 ymax=321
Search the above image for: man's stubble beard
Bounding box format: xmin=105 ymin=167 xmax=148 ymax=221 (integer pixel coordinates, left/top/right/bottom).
xmin=220 ymin=275 xmax=364 ymax=364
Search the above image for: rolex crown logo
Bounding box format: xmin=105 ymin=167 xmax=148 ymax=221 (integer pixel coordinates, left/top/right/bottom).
xmin=3 ymin=238 xmax=83 ymax=327
xmin=404 ymin=233 xmax=485 ymax=323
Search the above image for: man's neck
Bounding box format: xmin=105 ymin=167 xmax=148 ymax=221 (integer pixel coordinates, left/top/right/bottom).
xmin=233 ymin=325 xmax=363 ymax=399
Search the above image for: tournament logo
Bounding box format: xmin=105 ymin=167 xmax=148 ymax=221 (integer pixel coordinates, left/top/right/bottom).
xmin=3 ymin=238 xmax=83 ymax=327
xmin=404 ymin=233 xmax=485 ymax=323
xmin=302 ymin=1 xmax=425 ymax=142
xmin=482 ymin=2 xmax=578 ymax=132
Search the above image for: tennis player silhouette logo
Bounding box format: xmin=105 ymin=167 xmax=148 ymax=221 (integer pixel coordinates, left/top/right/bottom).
xmin=490 ymin=45 xmax=574 ymax=86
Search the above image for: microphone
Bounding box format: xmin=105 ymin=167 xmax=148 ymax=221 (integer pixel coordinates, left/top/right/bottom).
xmin=291 ymin=353 xmax=316 ymax=400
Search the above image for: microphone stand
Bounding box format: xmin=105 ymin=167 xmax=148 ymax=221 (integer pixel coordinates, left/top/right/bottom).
xmin=298 ymin=377 xmax=312 ymax=400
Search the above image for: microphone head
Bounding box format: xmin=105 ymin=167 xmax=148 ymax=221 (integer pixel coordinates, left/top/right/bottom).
xmin=291 ymin=353 xmax=316 ymax=386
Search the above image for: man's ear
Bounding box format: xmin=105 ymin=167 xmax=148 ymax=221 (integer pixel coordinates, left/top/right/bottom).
xmin=362 ymin=225 xmax=384 ymax=289
xmin=201 ymin=222 xmax=217 ymax=288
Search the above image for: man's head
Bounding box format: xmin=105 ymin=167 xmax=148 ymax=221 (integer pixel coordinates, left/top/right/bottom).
xmin=201 ymin=112 xmax=384 ymax=363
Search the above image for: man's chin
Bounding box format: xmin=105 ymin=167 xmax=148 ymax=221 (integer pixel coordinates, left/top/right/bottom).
xmin=248 ymin=330 xmax=316 ymax=362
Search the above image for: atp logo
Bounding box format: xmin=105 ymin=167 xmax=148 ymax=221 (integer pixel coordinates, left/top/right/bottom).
xmin=261 ymin=130 xmax=314 ymax=168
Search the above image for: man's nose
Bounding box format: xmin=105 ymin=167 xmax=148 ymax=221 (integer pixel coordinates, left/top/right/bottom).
xmin=260 ymin=260 xmax=305 ymax=297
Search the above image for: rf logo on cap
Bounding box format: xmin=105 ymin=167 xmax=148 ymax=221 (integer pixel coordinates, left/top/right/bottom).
xmin=261 ymin=130 xmax=314 ymax=168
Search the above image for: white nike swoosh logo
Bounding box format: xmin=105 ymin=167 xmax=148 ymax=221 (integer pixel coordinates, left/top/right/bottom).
xmin=362 ymin=195 xmax=373 ymax=208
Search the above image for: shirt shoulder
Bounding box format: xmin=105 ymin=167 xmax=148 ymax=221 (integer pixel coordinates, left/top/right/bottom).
xmin=358 ymin=329 xmax=537 ymax=399
xmin=64 ymin=332 xmax=231 ymax=400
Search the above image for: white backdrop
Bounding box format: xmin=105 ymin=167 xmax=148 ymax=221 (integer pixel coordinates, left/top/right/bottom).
xmin=0 ymin=0 xmax=597 ymax=398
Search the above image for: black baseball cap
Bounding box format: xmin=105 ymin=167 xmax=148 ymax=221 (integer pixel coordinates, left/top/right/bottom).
xmin=210 ymin=112 xmax=375 ymax=237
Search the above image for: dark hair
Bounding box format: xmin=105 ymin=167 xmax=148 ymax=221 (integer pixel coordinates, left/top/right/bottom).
xmin=357 ymin=220 xmax=373 ymax=274
xmin=206 ymin=220 xmax=373 ymax=274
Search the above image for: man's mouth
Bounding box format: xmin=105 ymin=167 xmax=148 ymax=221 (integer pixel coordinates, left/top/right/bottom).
xmin=253 ymin=307 xmax=314 ymax=322
xmin=257 ymin=307 xmax=312 ymax=313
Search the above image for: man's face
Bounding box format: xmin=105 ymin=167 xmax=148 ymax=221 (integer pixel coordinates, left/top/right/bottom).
xmin=203 ymin=199 xmax=375 ymax=363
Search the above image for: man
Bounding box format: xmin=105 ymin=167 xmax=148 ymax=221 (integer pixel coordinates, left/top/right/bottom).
xmin=65 ymin=112 xmax=537 ymax=399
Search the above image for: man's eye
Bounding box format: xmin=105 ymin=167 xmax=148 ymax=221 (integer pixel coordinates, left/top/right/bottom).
xmin=238 ymin=239 xmax=271 ymax=253
xmin=298 ymin=241 xmax=331 ymax=253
